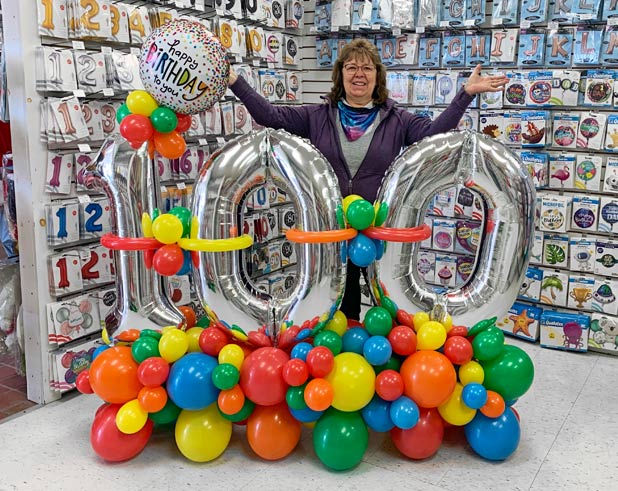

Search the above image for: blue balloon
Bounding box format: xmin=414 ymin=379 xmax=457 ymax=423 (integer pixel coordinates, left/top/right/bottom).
xmin=363 ymin=335 xmax=392 ymax=366
xmin=92 ymin=344 xmax=110 ymax=361
xmin=296 ymin=329 xmax=312 ymax=341
xmin=372 ymin=239 xmax=385 ymax=260
xmin=167 ymin=352 xmax=219 ymax=410
xmin=390 ymin=395 xmax=419 ymax=430
xmin=462 ymin=383 xmax=488 ymax=410
xmin=290 ymin=342 xmax=312 ymax=361
xmin=361 ymin=395 xmax=394 ymax=432
xmin=465 ymin=408 xmax=521 ymax=461
xmin=176 ymin=250 xmax=192 ymax=275
xmin=290 ymin=405 xmax=324 ymax=423
xmin=342 ymin=327 xmax=370 ymax=354
xmin=348 ymin=233 xmax=377 ymax=267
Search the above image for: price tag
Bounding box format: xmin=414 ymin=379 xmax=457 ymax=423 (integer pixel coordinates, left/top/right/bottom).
xmin=351 ymin=25 xmax=359 ymax=31
xmin=309 ymin=27 xmax=317 ymax=34
xmin=216 ymin=137 xmax=226 ymax=146
xmin=175 ymin=0 xmax=185 ymax=7
xmin=371 ymin=24 xmax=380 ymax=30
xmin=440 ymin=21 xmax=450 ymax=27
xmin=78 ymin=144 xmax=92 ymax=153
xmin=521 ymin=20 xmax=531 ymax=29
xmin=580 ymin=13 xmax=594 ymax=20
xmin=198 ymin=138 xmax=208 ymax=146
xmin=102 ymin=89 xmax=114 ymax=97
xmin=491 ymin=17 xmax=503 ymax=26
xmin=464 ymin=19 xmax=476 ymax=27
xmin=177 ymin=182 xmax=186 ymax=190
xmin=101 ymin=46 xmax=112 ymax=55
xmin=160 ymin=186 xmax=167 ymax=194
xmin=609 ymin=18 xmax=618 ymax=26
xmin=253 ymin=59 xmax=261 ymax=67
xmin=130 ymin=47 xmax=141 ymax=56
xmin=548 ymin=21 xmax=559 ymax=30
xmin=392 ymin=28 xmax=401 ymax=36
xmin=235 ymin=55 xmax=242 ymax=63
xmin=73 ymin=90 xmax=86 ymax=98
xmin=77 ymin=194 xmax=92 ymax=203
xmin=72 ymin=40 xmax=85 ymax=50
xmin=267 ymin=61 xmax=275 ymax=69
xmin=415 ymin=26 xmax=425 ymax=34
xmin=331 ymin=25 xmax=339 ymax=32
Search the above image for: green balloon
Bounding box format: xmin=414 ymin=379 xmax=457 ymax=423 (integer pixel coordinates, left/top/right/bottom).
xmin=196 ymin=316 xmax=211 ymax=328
xmin=481 ymin=344 xmax=534 ymax=401
xmin=211 ymin=363 xmax=240 ymax=390
xmin=336 ymin=205 xmax=346 ymax=229
xmin=380 ymin=296 xmax=398 ymax=319
xmin=149 ymin=399 xmax=181 ymax=425
xmin=169 ymin=206 xmax=192 ymax=237
xmin=219 ymin=398 xmax=255 ymax=422
xmin=374 ymin=355 xmax=402 ymax=374
xmin=286 ymin=385 xmax=307 ymax=410
xmin=131 ymin=336 xmax=160 ymax=363
xmin=345 ymin=199 xmax=375 ymax=230
xmin=150 ymin=107 xmax=178 ymax=133
xmin=314 ymin=330 xmax=343 ymax=355
xmin=140 ymin=329 xmax=162 ymax=341
xmin=116 ymin=103 xmax=131 ymax=124
xmin=472 ymin=326 xmax=505 ymax=361
xmin=313 ymin=408 xmax=368 ymax=471
xmin=468 ymin=317 xmax=497 ymax=338
xmin=374 ymin=202 xmax=389 ymax=227
xmin=364 ymin=306 xmax=393 ymax=336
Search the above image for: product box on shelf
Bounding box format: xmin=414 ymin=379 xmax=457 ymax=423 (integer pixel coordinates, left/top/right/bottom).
xmin=588 ymin=313 xmax=618 ymax=355
xmin=479 ymin=111 xmax=504 ymax=140
xmin=552 ymin=113 xmax=579 ymax=149
xmin=453 ymin=187 xmax=475 ymax=218
xmin=456 ymin=256 xmax=474 ymax=285
xmin=417 ymin=250 xmax=436 ymax=284
xmin=540 ymin=310 xmax=590 ymax=352
xmin=539 ymin=269 xmax=569 ymax=307
xmin=268 ymin=274 xmax=287 ymax=298
xmin=519 ymin=266 xmax=544 ymax=302
xmin=571 ymin=195 xmax=599 ymax=232
xmin=530 ymin=231 xmax=544 ymax=264
xmin=591 ymin=277 xmax=618 ymax=315
xmin=567 ymin=274 xmax=595 ymax=311
xmin=569 ymin=235 xmax=596 ymax=273
xmin=539 ymin=194 xmax=571 ymax=233
xmin=603 ymin=156 xmax=618 ymax=193
xmin=46 ymin=293 xmax=101 ymax=347
xmin=550 ymin=69 xmax=580 ymax=105
xmin=454 ymin=220 xmax=480 ymax=255
xmin=598 ymin=196 xmax=618 ymax=234
xmin=264 ymin=209 xmax=280 ymax=241
xmin=542 ymin=233 xmax=569 ymax=268
xmin=268 ymin=241 xmax=282 ymax=271
xmin=497 ymin=301 xmax=543 ymax=342
xmin=278 ymin=205 xmax=296 ymax=233
xmin=432 ymin=220 xmax=456 ymax=252
xmin=548 ymin=153 xmax=576 ymax=189
xmin=280 ymin=239 xmax=297 ymax=267
xmin=502 ymin=111 xmax=522 ymax=145
xmin=435 ymin=254 xmax=457 ymax=287
xmin=432 ymin=187 xmax=457 ymax=217
xmin=285 ymin=71 xmax=302 ymax=101
xmin=577 ymin=111 xmax=607 ymax=150
xmin=421 ymin=217 xmax=433 ymax=248
xmin=574 ymin=154 xmax=602 ymax=191
xmin=520 ymin=151 xmax=548 ymax=188
xmin=594 ymin=239 xmax=618 ymax=277
xmin=169 ymin=276 xmax=192 ymax=306
xmin=521 ymin=110 xmax=549 ymax=147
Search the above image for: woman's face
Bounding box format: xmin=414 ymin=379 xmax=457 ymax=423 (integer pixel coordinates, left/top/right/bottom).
xmin=342 ymin=55 xmax=377 ymax=106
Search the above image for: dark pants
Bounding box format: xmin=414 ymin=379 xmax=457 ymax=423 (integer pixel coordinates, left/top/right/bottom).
xmin=340 ymin=262 xmax=363 ymax=320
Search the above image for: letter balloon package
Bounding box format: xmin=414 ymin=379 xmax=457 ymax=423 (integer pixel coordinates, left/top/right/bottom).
xmin=419 ymin=35 xmax=441 ymax=68
xmin=521 ymin=0 xmax=548 ymax=23
xmin=315 ymin=38 xmax=335 ymax=67
xmin=550 ymin=69 xmax=580 ymax=106
xmin=314 ymin=1 xmax=332 ymax=32
xmin=518 ymin=30 xmax=546 ymax=66
xmin=352 ymin=0 xmax=373 ymax=29
xmin=604 ymin=0 xmax=618 ymax=19
xmin=376 ymin=37 xmax=397 ymax=66
xmin=417 ymin=0 xmax=439 ymax=27
xmin=490 ymin=29 xmax=518 ymax=64
xmin=491 ymin=0 xmax=520 ymax=25
xmin=503 ymin=72 xmax=528 ymax=107
xmin=545 ymin=28 xmax=574 ymax=66
xmin=392 ymin=0 xmax=415 ymax=29
xmin=573 ymin=0 xmax=602 ymax=21
xmin=602 ymin=26 xmax=618 ymax=66
xmin=466 ymin=0 xmax=486 ymax=24
xmin=372 ymin=0 xmax=393 ymax=28
xmin=574 ymin=27 xmax=603 ymax=65
xmin=540 ymin=311 xmax=590 ymax=352
xmin=465 ymin=31 xmax=490 ymax=66
xmin=440 ymin=0 xmax=465 ymax=27
xmin=442 ymin=31 xmax=466 ymax=67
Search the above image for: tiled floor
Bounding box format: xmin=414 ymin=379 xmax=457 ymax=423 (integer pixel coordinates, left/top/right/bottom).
xmin=0 ymin=351 xmax=37 ymax=420
xmin=0 ymin=339 xmax=616 ymax=491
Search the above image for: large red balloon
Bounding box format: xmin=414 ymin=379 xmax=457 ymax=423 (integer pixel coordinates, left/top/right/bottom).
xmin=443 ymin=336 xmax=473 ymax=365
xmin=391 ymin=408 xmax=444 ymax=460
xmin=246 ymin=403 xmax=301 ymax=460
xmin=119 ymin=114 xmax=154 ymax=143
xmin=89 ymin=346 xmax=142 ymax=404
xmin=90 ymin=403 xmax=153 ymax=462
xmin=240 ymin=347 xmax=289 ymax=406
xmin=400 ymin=351 xmax=456 ymax=408
xmin=152 ymin=244 xmax=184 ymax=276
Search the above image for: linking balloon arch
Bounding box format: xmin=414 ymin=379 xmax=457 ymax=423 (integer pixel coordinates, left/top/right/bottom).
xmin=75 ymin=20 xmax=537 ymax=470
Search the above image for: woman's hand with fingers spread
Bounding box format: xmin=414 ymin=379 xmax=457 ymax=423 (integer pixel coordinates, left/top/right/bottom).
xmin=464 ymin=65 xmax=509 ymax=96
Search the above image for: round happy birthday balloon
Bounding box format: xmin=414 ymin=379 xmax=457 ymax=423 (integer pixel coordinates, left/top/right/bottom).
xmin=139 ymin=19 xmax=229 ymax=114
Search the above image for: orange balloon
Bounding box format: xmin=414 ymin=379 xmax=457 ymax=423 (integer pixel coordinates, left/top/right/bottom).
xmin=400 ymin=351 xmax=457 ymax=408
xmin=246 ymin=403 xmax=301 ymax=460
xmin=480 ymin=390 xmax=506 ymax=418
xmin=138 ymin=386 xmax=168 ymax=413
xmin=116 ymin=329 xmax=140 ymax=343
xmin=304 ymin=378 xmax=334 ymax=412
xmin=89 ymin=346 xmax=143 ymax=404
xmin=154 ymin=131 xmax=186 ymax=159
xmin=178 ymin=305 xmax=196 ymax=328
xmin=218 ymin=385 xmax=245 ymax=415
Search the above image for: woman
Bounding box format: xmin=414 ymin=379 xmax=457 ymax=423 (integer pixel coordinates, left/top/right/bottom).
xmin=229 ymin=39 xmax=507 ymax=320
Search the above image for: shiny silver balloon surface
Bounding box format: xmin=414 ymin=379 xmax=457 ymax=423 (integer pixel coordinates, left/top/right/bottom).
xmin=81 ymin=136 xmax=184 ymax=338
xmin=191 ymin=129 xmax=345 ymax=341
xmin=370 ymin=130 xmax=535 ymax=325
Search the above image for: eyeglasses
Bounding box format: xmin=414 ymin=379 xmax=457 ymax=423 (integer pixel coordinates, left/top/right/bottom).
xmin=343 ymin=64 xmax=376 ymax=75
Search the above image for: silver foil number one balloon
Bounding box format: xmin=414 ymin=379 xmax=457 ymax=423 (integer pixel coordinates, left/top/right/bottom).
xmin=371 ymin=131 xmax=535 ymax=325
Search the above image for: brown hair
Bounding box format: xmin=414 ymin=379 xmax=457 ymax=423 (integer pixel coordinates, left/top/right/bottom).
xmin=327 ymin=39 xmax=389 ymax=105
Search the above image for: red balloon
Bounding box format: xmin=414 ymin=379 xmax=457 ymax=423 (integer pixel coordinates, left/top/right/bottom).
xmin=137 ymin=357 xmax=169 ymax=387
xmin=347 ymin=319 xmax=363 ymax=328
xmin=443 ymin=336 xmax=473 ymax=365
xmin=396 ymin=309 xmax=414 ymax=329
xmin=282 ymin=359 xmax=309 ymax=387
xmin=306 ymin=346 xmax=334 ymax=378
xmin=240 ymin=347 xmax=289 ymax=406
xmin=75 ymin=370 xmax=94 ymax=394
xmin=277 ymin=325 xmax=300 ymax=350
xmin=247 ymin=331 xmax=272 ymax=347
xmin=175 ymin=113 xmax=192 ymax=133
xmin=391 ymin=408 xmax=444 ymax=459
xmin=152 ymin=244 xmax=184 ymax=276
xmin=375 ymin=369 xmax=404 ymax=401
xmin=388 ymin=325 xmax=417 ymax=356
xmin=89 ymin=346 xmax=142 ymax=404
xmin=447 ymin=326 xmax=469 ymax=338
xmin=246 ymin=403 xmax=301 ymax=460
xmin=120 ymin=114 xmax=154 ymax=143
xmin=91 ymin=403 xmax=153 ymax=462
xmin=199 ymin=327 xmax=228 ymax=356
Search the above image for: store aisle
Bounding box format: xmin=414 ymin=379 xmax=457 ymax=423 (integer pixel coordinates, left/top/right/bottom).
xmin=0 ymin=339 xmax=615 ymax=491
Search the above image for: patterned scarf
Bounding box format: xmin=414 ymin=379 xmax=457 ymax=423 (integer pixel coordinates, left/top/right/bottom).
xmin=337 ymin=100 xmax=379 ymax=141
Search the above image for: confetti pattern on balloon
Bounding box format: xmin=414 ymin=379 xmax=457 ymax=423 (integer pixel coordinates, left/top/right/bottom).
xmin=139 ymin=19 xmax=229 ymax=115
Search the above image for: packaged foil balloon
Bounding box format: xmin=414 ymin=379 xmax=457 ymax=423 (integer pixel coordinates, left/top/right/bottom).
xmin=391 ymin=0 xmax=415 ymax=29
xmin=81 ymin=136 xmax=184 ymax=340
xmin=370 ymin=131 xmax=535 ymax=325
xmin=417 ymin=0 xmax=439 ymax=28
xmin=191 ymin=129 xmax=346 ymax=341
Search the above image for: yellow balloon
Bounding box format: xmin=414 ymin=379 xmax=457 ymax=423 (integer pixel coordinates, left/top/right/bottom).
xmin=159 ymin=329 xmax=189 ymax=363
xmin=459 ymin=361 xmax=485 ymax=385
xmin=325 ymin=352 xmax=375 ymax=412
xmin=161 ymin=325 xmax=177 ymax=335
xmin=186 ymin=327 xmax=204 ymax=352
xmin=438 ymin=383 xmax=476 ymax=426
xmin=142 ymin=213 xmax=153 ymax=238
xmin=218 ymin=344 xmax=245 ymax=369
xmin=416 ymin=321 xmax=447 ymax=350
xmin=413 ymin=311 xmax=430 ymax=331
xmin=443 ymin=314 xmax=453 ymax=331
xmin=175 ymin=404 xmax=232 ymax=462
xmin=177 ymin=235 xmax=253 ymax=252
xmin=325 ymin=311 xmax=348 ymax=337
xmin=152 ymin=214 xmax=184 ymax=244
xmin=116 ymin=399 xmax=148 ymax=434
xmin=342 ymin=194 xmax=363 ymax=214
xmin=126 ymin=90 xmax=159 ymax=117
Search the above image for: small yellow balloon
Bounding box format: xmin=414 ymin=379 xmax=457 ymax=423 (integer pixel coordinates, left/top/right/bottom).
xmin=126 ymin=90 xmax=159 ymax=116
xmin=116 ymin=399 xmax=148 ymax=434
xmin=438 ymin=383 xmax=476 ymax=426
xmin=325 ymin=311 xmax=348 ymax=337
xmin=175 ymin=404 xmax=232 ymax=462
xmin=159 ymin=329 xmax=189 ymax=363
xmin=152 ymin=214 xmax=184 ymax=244
xmin=459 ymin=360 xmax=485 ymax=385
xmin=218 ymin=344 xmax=245 ymax=369
xmin=186 ymin=327 xmax=204 ymax=352
xmin=325 ymin=352 xmax=375 ymax=412
xmin=161 ymin=325 xmax=177 ymax=335
xmin=142 ymin=213 xmax=153 ymax=238
xmin=443 ymin=314 xmax=453 ymax=331
xmin=342 ymin=194 xmax=363 ymax=214
xmin=413 ymin=311 xmax=430 ymax=331
xmin=416 ymin=321 xmax=447 ymax=350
